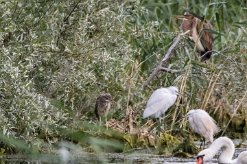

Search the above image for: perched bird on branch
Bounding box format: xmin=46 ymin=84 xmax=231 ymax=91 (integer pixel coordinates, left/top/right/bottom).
xmin=143 ymin=86 xmax=179 ymax=120
xmin=95 ymin=93 xmax=113 ymax=122
xmin=179 ymin=11 xmax=213 ymax=61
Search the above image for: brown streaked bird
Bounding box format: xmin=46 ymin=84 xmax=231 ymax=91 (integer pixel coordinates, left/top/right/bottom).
xmin=95 ymin=93 xmax=113 ymax=121
xmin=179 ymin=11 xmax=213 ymax=61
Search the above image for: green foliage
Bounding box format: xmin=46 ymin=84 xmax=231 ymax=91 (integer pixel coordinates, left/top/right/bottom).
xmin=0 ymin=0 xmax=246 ymax=156
xmin=157 ymin=132 xmax=180 ymax=155
xmin=0 ymin=0 xmax=135 ymax=140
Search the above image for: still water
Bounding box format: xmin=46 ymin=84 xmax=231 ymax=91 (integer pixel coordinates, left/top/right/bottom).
xmin=0 ymin=148 xmax=245 ymax=164
xmin=1 ymin=139 xmax=247 ymax=164
xmin=0 ymin=153 xmax=202 ymax=163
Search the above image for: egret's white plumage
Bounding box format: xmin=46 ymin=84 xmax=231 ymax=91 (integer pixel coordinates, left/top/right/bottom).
xmin=143 ymin=86 xmax=178 ymax=119
xmin=197 ymin=137 xmax=247 ymax=164
xmin=187 ymin=109 xmax=218 ymax=143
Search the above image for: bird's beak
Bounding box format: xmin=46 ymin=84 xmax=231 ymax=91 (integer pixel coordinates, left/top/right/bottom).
xmin=196 ymin=155 xmax=205 ymax=164
xmin=174 ymin=15 xmax=186 ymax=20
xmin=196 ymin=158 xmax=202 ymax=164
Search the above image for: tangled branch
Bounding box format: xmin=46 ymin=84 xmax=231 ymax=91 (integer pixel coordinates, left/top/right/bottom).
xmin=142 ymin=31 xmax=189 ymax=89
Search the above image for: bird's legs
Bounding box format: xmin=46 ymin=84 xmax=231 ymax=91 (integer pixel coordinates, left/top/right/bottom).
xmin=199 ymin=138 xmax=206 ymax=149
xmin=155 ymin=117 xmax=166 ymax=132
xmin=159 ymin=117 xmax=162 ymax=125
xmin=100 ymin=115 xmax=109 ymax=129
xmin=105 ymin=116 xmax=108 ymax=129
xmin=99 ymin=117 xmax=102 ymax=126
xmin=154 ymin=117 xmax=162 ymax=133
xmin=160 ymin=117 xmax=166 ymax=131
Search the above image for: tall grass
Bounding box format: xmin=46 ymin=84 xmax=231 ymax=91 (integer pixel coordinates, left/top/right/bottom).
xmin=0 ymin=0 xmax=246 ymax=157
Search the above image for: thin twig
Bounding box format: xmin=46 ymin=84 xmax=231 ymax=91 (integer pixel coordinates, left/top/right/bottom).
xmin=201 ymin=48 xmax=236 ymax=63
xmin=221 ymin=90 xmax=247 ymax=136
xmin=63 ymin=0 xmax=81 ymax=23
xmin=170 ymin=65 xmax=191 ymax=130
xmin=160 ymin=67 xmax=184 ymax=73
xmin=201 ymin=70 xmax=222 ymax=109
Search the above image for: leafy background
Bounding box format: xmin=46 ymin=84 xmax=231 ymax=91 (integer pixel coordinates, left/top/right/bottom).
xmin=0 ymin=0 xmax=246 ymax=155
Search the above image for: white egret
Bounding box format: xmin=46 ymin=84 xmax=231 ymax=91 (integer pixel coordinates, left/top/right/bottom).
xmin=187 ymin=109 xmax=218 ymax=146
xmin=143 ymin=86 xmax=179 ymax=119
xmin=196 ymin=136 xmax=247 ymax=164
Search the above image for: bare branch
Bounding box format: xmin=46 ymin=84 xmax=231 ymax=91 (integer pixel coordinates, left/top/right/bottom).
xmin=142 ymin=32 xmax=188 ymax=89
xmin=63 ymin=0 xmax=81 ymax=23
xmin=160 ymin=67 xmax=184 ymax=73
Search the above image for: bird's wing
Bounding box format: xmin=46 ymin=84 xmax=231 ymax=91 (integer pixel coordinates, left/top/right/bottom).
xmin=189 ymin=111 xmax=218 ymax=142
xmin=209 ymin=116 xmax=219 ymax=134
xmin=198 ymin=20 xmax=213 ymax=51
xmin=143 ymin=89 xmax=177 ymax=118
xmin=180 ymin=18 xmax=193 ymax=35
xmin=198 ymin=110 xmax=219 ymax=134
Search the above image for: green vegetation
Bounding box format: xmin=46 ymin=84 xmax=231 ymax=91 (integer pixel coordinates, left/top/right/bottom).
xmin=0 ymin=0 xmax=246 ymax=158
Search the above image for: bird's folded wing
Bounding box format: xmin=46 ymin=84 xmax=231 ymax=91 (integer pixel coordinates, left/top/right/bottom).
xmin=198 ymin=21 xmax=213 ymax=51
xmin=190 ymin=112 xmax=218 ymax=141
xmin=143 ymin=93 xmax=175 ymax=118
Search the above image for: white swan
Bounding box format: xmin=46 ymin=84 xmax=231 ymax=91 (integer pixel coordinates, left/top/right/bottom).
xmin=196 ymin=136 xmax=247 ymax=164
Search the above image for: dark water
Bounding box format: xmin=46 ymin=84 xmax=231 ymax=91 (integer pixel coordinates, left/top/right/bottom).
xmin=0 ymin=139 xmax=246 ymax=164
xmin=0 ymin=153 xmax=196 ymax=164
xmin=0 ymin=148 xmax=245 ymax=164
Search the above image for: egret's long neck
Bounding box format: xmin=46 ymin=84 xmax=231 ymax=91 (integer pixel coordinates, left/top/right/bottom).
xmin=209 ymin=137 xmax=235 ymax=163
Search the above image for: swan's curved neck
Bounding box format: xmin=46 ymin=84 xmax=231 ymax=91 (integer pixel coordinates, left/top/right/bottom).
xmin=209 ymin=137 xmax=235 ymax=163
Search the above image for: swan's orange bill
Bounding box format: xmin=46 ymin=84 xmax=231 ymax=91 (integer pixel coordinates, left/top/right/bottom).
xmin=196 ymin=155 xmax=204 ymax=164
xmin=196 ymin=158 xmax=203 ymax=164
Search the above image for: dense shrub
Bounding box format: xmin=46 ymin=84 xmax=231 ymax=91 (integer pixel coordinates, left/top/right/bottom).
xmin=0 ymin=0 xmax=246 ymax=153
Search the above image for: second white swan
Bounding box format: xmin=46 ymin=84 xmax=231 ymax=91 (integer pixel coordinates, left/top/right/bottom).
xmin=196 ymin=136 xmax=247 ymax=164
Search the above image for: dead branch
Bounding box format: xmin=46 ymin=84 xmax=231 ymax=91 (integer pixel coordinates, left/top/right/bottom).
xmin=142 ymin=32 xmax=187 ymax=89
xmin=160 ymin=67 xmax=184 ymax=73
